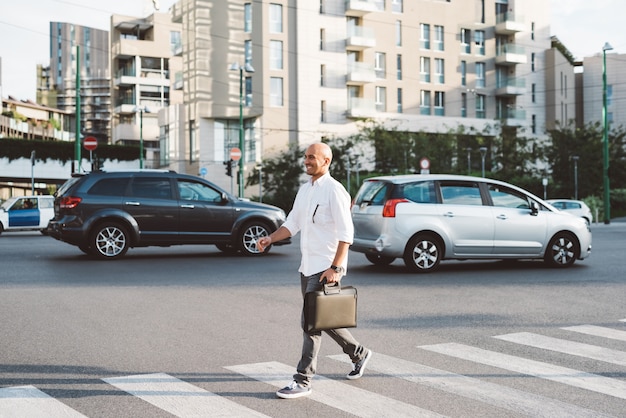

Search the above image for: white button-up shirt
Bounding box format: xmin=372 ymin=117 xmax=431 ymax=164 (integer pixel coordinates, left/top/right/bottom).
xmin=282 ymin=172 xmax=354 ymax=276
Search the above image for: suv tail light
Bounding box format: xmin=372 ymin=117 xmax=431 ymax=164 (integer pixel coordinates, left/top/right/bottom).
xmin=60 ymin=196 xmax=82 ymax=209
xmin=382 ymin=198 xmax=408 ymax=217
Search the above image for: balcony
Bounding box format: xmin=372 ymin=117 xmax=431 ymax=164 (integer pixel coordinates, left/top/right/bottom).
xmin=495 ymin=78 xmax=526 ymax=96
xmin=496 ymin=44 xmax=527 ymax=66
xmin=500 ymin=108 xmax=526 ymax=127
xmin=347 ymin=97 xmax=376 ymax=118
xmin=345 ymin=0 xmax=379 ymax=16
xmin=347 ymin=62 xmax=376 ymax=84
xmin=495 ymin=12 xmax=525 ymax=34
xmin=346 ymin=26 xmax=375 ymax=50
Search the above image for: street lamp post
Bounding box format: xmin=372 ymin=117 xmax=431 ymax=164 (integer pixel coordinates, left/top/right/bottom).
xmin=602 ymin=42 xmax=613 ymax=224
xmin=572 ymin=155 xmax=579 ymax=200
xmin=133 ymin=105 xmax=151 ymax=169
xmin=229 ymin=62 xmax=255 ymax=198
xmin=479 ymin=147 xmax=487 ymax=177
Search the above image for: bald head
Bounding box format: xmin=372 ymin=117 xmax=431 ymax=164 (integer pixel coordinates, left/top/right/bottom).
xmin=304 ymin=143 xmax=333 ymax=180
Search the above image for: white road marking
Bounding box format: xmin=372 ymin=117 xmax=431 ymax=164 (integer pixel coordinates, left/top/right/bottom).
xmin=420 ymin=343 xmax=626 ymax=400
xmin=226 ymin=361 xmax=446 ymax=418
xmin=495 ymin=332 xmax=626 ymax=366
xmin=103 ymin=372 xmax=269 ymax=417
xmin=328 ymin=352 xmax=609 ymax=418
xmin=563 ymin=325 xmax=626 ymax=342
xmin=0 ymin=385 xmax=87 ymax=418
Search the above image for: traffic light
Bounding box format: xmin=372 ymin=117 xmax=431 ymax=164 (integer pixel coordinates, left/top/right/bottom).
xmin=224 ymin=159 xmax=233 ymax=177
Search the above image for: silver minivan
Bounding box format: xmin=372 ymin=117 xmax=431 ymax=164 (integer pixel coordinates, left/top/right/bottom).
xmin=350 ymin=174 xmax=592 ymax=273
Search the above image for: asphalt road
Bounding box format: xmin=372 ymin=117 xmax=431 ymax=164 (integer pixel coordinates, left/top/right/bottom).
xmin=0 ymin=223 xmax=625 ymax=417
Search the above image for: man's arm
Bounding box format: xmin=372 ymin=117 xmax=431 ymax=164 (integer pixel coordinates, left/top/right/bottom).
xmin=257 ymin=225 xmax=292 ymax=253
xmin=322 ymin=240 xmax=350 ymax=284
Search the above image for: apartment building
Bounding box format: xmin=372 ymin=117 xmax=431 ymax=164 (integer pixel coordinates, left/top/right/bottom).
xmin=582 ymin=50 xmax=625 ymax=130
xmin=38 ymin=22 xmax=110 ymax=143
xmin=161 ymin=0 xmax=553 ymax=194
xmin=109 ymin=12 xmax=183 ymax=167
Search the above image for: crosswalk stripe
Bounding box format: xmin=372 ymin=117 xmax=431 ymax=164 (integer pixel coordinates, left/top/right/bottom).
xmin=494 ymin=332 xmax=626 ymax=366
xmin=420 ymin=343 xmax=626 ymax=400
xmin=563 ymin=325 xmax=626 ymax=342
xmin=103 ymin=373 xmax=269 ymax=417
xmin=225 ymin=361 xmax=446 ymax=417
xmin=328 ymin=353 xmax=609 ymax=418
xmin=0 ymin=385 xmax=87 ymax=418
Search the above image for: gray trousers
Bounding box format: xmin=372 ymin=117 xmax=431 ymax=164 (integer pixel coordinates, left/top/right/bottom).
xmin=294 ymin=272 xmax=366 ymax=387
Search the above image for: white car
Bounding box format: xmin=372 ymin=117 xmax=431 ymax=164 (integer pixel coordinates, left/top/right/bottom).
xmin=547 ymin=199 xmax=593 ymax=225
xmin=351 ymin=175 xmax=592 ymax=273
xmin=0 ymin=195 xmax=55 ymax=235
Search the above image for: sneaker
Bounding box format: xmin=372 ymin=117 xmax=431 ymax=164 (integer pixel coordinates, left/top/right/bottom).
xmin=347 ymin=349 xmax=372 ymax=380
xmin=276 ymin=380 xmax=312 ymax=399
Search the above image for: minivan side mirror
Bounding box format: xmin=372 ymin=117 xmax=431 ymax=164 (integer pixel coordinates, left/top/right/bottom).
xmin=530 ymin=201 xmax=539 ymax=216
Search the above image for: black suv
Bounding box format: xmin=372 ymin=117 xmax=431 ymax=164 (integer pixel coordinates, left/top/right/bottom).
xmin=47 ymin=170 xmax=289 ymax=259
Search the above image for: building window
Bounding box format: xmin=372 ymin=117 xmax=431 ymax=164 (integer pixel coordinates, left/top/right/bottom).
xmin=461 ymin=60 xmax=466 ymax=86
xmin=434 ymin=58 xmax=444 ymax=84
xmin=244 ymin=3 xmax=252 ymax=33
xmin=270 ymin=77 xmax=283 ymax=106
xmin=319 ymin=28 xmax=325 ymax=50
xmin=245 ymin=76 xmax=253 ymax=106
xmin=434 ymin=25 xmax=444 ymax=51
xmin=396 ymin=20 xmax=402 ymax=46
xmin=420 ymin=23 xmax=430 ymax=49
xmin=475 ymin=62 xmax=485 ymax=88
xmin=476 ymin=94 xmax=486 ymax=118
xmin=420 ymin=57 xmax=430 ymax=83
xmin=321 ymin=100 xmax=326 ymax=122
xmin=532 ymin=83 xmax=536 ymax=102
xmin=269 ymin=40 xmax=283 ymax=70
xmin=460 ymin=29 xmax=471 ymax=54
xmin=461 ymin=92 xmax=467 ymax=117
xmin=474 ymin=30 xmax=485 ymax=55
xmin=375 ymin=86 xmax=386 ymax=112
xmin=397 ymin=88 xmax=403 ymax=113
xmin=375 ymin=52 xmax=386 ymax=78
xmin=245 ymin=40 xmax=252 ymax=66
xmin=531 ymin=52 xmax=536 ymax=71
xmin=397 ymin=54 xmax=402 ymax=80
xmin=532 ymin=114 xmax=536 ymax=134
xmin=434 ymin=91 xmax=444 ymax=116
xmin=420 ymin=90 xmax=431 ymax=115
xmin=531 ymin=22 xmax=535 ymax=40
xmin=392 ymin=0 xmax=403 ymax=13
xmin=269 ymin=3 xmax=283 ymax=33
xmin=320 ymin=64 xmax=326 ymax=86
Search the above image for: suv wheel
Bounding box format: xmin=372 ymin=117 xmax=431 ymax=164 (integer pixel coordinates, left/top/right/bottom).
xmin=365 ymin=253 xmax=395 ymax=266
xmin=403 ymin=233 xmax=443 ymax=273
xmin=239 ymin=221 xmax=270 ymax=256
xmin=544 ymin=232 xmax=579 ymax=268
xmin=90 ymin=222 xmax=130 ymax=259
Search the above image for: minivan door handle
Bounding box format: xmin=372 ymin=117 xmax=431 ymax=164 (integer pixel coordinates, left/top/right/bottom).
xmin=124 ymin=201 xmax=140 ymax=206
xmin=443 ymin=211 xmax=454 ymax=217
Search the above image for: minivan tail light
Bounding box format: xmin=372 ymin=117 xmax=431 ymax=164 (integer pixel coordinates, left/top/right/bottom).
xmin=60 ymin=196 xmax=82 ymax=209
xmin=382 ymin=198 xmax=408 ymax=217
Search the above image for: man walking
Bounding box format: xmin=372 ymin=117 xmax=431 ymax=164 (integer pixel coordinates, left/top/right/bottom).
xmin=257 ymin=142 xmax=372 ymax=399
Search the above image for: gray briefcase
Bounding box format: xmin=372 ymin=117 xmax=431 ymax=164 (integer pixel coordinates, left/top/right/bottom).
xmin=304 ymin=283 xmax=357 ymax=333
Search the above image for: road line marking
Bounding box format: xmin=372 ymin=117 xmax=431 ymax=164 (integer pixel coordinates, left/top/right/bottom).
xmin=0 ymin=385 xmax=87 ymax=417
xmin=495 ymin=332 xmax=626 ymax=366
xmin=563 ymin=325 xmax=626 ymax=342
xmin=420 ymin=343 xmax=626 ymax=400
xmin=103 ymin=372 xmax=268 ymax=417
xmin=328 ymin=352 xmax=608 ymax=417
xmin=226 ymin=361 xmax=445 ymax=417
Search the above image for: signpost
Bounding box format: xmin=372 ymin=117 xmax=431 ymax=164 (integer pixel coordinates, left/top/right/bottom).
xmin=84 ymin=136 xmax=98 ymax=168
xmin=230 ymin=147 xmax=242 ymax=161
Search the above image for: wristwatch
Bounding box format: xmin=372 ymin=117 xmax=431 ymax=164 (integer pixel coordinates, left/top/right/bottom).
xmin=330 ymin=265 xmax=345 ymax=274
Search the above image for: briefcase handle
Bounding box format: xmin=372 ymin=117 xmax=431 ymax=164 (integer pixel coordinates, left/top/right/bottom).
xmin=323 ymin=283 xmax=342 ymax=295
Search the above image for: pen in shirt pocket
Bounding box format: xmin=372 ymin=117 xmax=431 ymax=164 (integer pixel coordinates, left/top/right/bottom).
xmin=312 ymin=204 xmax=319 ymax=223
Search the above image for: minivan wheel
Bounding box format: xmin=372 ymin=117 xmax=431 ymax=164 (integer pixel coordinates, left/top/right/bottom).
xmin=544 ymin=232 xmax=579 ymax=268
xmin=365 ymin=253 xmax=395 ymax=266
xmin=90 ymin=222 xmax=130 ymax=259
xmin=403 ymin=233 xmax=443 ymax=273
xmin=239 ymin=222 xmax=271 ymax=256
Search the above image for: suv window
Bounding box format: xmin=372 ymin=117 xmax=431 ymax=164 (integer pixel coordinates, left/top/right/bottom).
xmin=178 ymin=180 xmax=223 ymax=202
xmin=354 ymin=181 xmax=390 ymax=205
xmin=488 ymin=184 xmax=530 ymax=209
xmin=88 ymin=178 xmax=130 ymax=196
xmin=440 ymin=181 xmax=482 ymax=206
xmin=129 ymin=177 xmax=172 ymax=200
xmin=401 ymin=181 xmax=436 ymax=203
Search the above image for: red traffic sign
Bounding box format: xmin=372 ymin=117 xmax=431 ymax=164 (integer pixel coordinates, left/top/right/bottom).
xmin=230 ymin=147 xmax=242 ymax=161
xmin=83 ymin=136 xmax=98 ymax=151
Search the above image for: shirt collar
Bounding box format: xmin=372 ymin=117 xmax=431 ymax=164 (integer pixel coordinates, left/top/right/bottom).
xmin=309 ymin=171 xmax=331 ymax=186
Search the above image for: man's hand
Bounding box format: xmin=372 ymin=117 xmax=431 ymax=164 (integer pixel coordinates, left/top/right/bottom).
xmin=320 ymin=268 xmax=342 ymax=284
xmin=257 ymin=236 xmax=272 ymax=253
